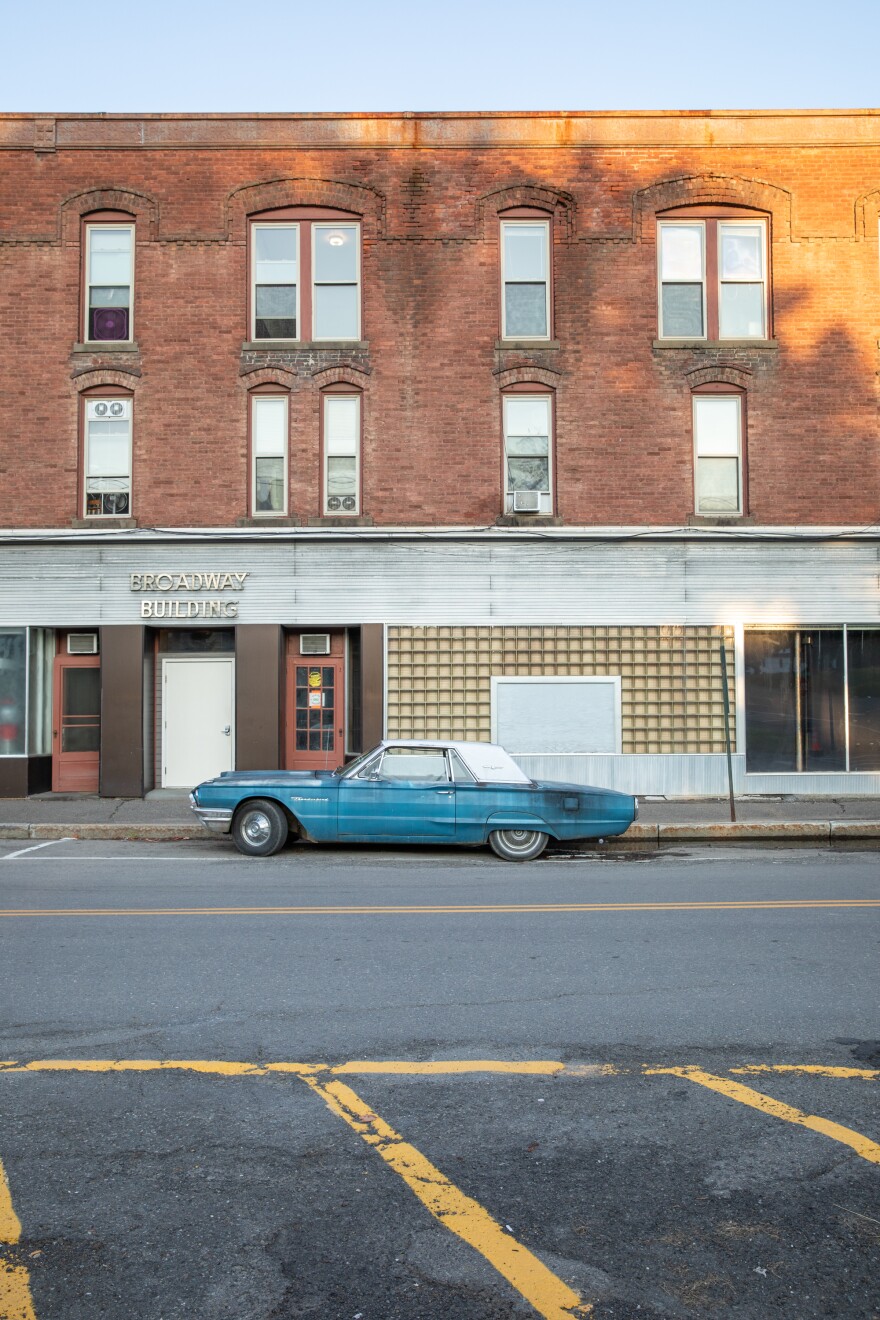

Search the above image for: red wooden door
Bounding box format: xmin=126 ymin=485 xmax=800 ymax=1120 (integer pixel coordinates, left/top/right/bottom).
xmin=52 ymin=654 xmax=101 ymax=792
xmin=285 ymin=658 xmax=345 ymax=771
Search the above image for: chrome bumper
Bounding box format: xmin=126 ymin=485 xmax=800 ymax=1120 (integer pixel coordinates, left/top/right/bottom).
xmin=189 ymin=795 xmax=233 ymax=834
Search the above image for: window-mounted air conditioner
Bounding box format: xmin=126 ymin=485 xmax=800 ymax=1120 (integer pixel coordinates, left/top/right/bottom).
xmin=68 ymin=633 xmax=99 ymax=655
xmin=512 ymin=490 xmax=541 ymax=513
xmin=87 ymin=399 xmax=130 ymax=421
xmin=299 ymin=634 xmax=331 ymax=655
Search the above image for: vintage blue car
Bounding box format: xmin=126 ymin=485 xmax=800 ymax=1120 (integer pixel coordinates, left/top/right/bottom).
xmin=190 ymin=739 xmax=637 ymax=861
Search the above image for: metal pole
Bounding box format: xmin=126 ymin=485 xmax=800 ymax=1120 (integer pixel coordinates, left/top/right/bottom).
xmin=720 ymin=638 xmax=736 ymax=823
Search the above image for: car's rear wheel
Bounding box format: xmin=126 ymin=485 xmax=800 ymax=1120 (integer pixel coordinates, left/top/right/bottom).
xmin=488 ymin=828 xmax=548 ymax=862
xmin=232 ymin=799 xmax=289 ymax=857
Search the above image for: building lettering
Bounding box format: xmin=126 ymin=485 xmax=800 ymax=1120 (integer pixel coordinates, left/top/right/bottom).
xmin=130 ymin=572 xmax=249 ymax=592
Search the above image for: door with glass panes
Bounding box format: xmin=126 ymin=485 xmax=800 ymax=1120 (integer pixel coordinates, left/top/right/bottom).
xmin=52 ymin=654 xmax=100 ymax=792
xmin=285 ymin=658 xmax=345 ymax=771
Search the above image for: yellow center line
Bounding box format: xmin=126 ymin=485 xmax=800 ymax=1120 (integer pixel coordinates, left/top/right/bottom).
xmin=0 ymin=899 xmax=877 ymax=918
xmin=648 ymin=1066 xmax=880 ymax=1164
xmin=0 ymin=1158 xmax=37 ymax=1320
xmin=298 ymin=1072 xmax=591 ymax=1319
xmin=730 ymin=1064 xmax=879 ymax=1080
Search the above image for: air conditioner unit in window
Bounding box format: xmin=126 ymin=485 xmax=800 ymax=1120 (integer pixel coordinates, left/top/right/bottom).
xmin=87 ymin=399 xmax=130 ymax=422
xmin=68 ymin=633 xmax=99 ymax=655
xmin=512 ymin=490 xmax=541 ymax=513
xmin=299 ymin=634 xmax=331 ymax=655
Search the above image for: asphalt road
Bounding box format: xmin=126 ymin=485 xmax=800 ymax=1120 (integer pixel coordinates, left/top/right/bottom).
xmin=0 ymin=840 xmax=878 ymax=1319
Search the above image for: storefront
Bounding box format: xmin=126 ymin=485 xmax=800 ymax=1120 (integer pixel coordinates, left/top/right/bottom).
xmin=0 ymin=530 xmax=877 ymax=798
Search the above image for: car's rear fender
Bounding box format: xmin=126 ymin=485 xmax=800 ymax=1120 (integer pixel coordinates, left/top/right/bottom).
xmin=484 ymin=811 xmax=556 ymax=840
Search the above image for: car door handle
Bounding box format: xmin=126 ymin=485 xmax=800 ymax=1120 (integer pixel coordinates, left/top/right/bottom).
xmin=435 ymin=789 xmax=454 ymax=796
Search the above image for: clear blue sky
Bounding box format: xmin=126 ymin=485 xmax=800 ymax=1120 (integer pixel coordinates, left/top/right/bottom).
xmin=3 ymin=0 xmax=879 ymax=113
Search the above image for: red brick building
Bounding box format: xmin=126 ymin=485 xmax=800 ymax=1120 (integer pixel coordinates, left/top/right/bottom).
xmin=0 ymin=110 xmax=878 ymax=796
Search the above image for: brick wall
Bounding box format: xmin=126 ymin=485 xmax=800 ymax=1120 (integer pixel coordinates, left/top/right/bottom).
xmin=0 ymin=112 xmax=878 ymax=530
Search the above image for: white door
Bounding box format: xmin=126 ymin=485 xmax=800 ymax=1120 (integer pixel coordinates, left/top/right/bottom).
xmin=162 ymin=658 xmax=235 ymax=787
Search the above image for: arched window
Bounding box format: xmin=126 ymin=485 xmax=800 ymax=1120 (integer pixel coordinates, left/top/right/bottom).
xmin=692 ymin=382 xmax=747 ymax=517
xmin=82 ymin=210 xmax=135 ymax=344
xmin=321 ymin=384 xmax=362 ymax=516
xmin=80 ymin=384 xmax=134 ymax=518
xmin=499 ymin=208 xmax=553 ymax=342
xmin=249 ymin=384 xmax=290 ymax=517
xmin=657 ymin=206 xmax=770 ymax=342
xmin=249 ymin=207 xmax=362 ymax=345
xmin=501 ymin=383 xmax=554 ymax=515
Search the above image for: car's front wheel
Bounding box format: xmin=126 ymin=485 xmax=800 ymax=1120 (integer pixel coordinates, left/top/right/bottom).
xmin=488 ymin=828 xmax=548 ymax=862
xmin=232 ymin=799 xmax=289 ymax=857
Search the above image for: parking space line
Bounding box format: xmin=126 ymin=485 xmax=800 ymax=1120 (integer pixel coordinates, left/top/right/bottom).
xmin=299 ymin=1071 xmax=591 ymax=1319
xmin=1 ymin=839 xmax=73 ymax=862
xmin=0 ymin=1155 xmax=37 ymax=1320
xmin=648 ymin=1066 xmax=880 ymax=1164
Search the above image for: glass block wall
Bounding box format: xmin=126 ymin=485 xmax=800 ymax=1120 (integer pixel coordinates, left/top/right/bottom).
xmin=386 ymin=625 xmax=736 ymax=753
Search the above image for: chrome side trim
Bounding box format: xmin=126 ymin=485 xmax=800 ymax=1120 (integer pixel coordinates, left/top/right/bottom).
xmin=191 ymin=806 xmax=233 ymax=834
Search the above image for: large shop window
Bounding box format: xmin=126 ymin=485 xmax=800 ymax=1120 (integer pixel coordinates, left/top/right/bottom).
xmin=744 ymin=628 xmax=880 ymax=773
xmin=84 ymin=397 xmax=132 ymax=517
xmin=657 ymin=213 xmax=768 ymax=340
xmin=500 ymin=217 xmax=551 ymax=340
xmin=85 ymin=221 xmax=134 ymax=342
xmin=0 ymin=629 xmax=54 ymax=758
xmin=250 ymin=215 xmax=361 ymax=343
xmin=503 ymin=393 xmax=553 ymax=515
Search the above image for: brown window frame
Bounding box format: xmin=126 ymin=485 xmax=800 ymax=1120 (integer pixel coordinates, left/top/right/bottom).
xmin=248 ymin=384 xmax=290 ymax=518
xmin=691 ymin=381 xmax=748 ymax=518
xmin=79 ymin=384 xmax=134 ymax=519
xmin=500 ymin=381 xmax=556 ymax=516
xmin=248 ymin=207 xmax=362 ymax=345
xmin=319 ymin=383 xmax=363 ymax=517
xmin=81 ymin=210 xmax=136 ymax=345
xmin=499 ymin=207 xmax=554 ymax=342
xmin=657 ymin=205 xmax=771 ymax=342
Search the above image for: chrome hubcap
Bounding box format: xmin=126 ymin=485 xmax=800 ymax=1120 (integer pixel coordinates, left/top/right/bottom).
xmin=501 ymin=830 xmax=538 ymax=851
xmin=242 ymin=811 xmax=271 ymax=845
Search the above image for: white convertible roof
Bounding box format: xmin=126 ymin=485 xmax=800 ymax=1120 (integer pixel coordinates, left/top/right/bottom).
xmin=379 ymin=739 xmax=531 ymax=785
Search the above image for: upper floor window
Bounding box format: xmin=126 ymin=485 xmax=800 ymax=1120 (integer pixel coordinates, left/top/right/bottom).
xmin=84 ymin=397 xmax=132 ymax=517
xmin=251 ymin=393 xmax=288 ymax=517
xmin=693 ymin=391 xmax=743 ymax=516
xmin=658 ymin=213 xmax=768 ymax=341
xmin=85 ymin=222 xmax=134 ymax=342
xmin=501 ymin=217 xmax=550 ymax=341
xmin=503 ymin=393 xmax=553 ymax=514
xmin=323 ymin=392 xmax=361 ymax=515
xmin=250 ymin=212 xmax=361 ymax=343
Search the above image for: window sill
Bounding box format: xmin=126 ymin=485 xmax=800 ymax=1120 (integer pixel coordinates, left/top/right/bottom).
xmin=307 ymin=515 xmax=374 ymax=527
xmin=652 ymin=339 xmax=777 ymax=350
xmin=495 ymin=513 xmax=562 ymax=527
xmin=70 ymin=517 xmax=138 ymax=529
xmin=687 ymin=514 xmax=755 ymax=526
xmin=241 ymin=340 xmax=369 ymax=353
xmin=236 ymin=516 xmax=301 ymax=527
xmin=496 ymin=339 xmax=560 ymax=351
xmin=72 ymin=341 xmax=140 ymax=353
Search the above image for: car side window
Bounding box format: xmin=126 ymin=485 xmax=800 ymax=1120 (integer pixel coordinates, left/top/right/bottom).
xmin=378 ymin=748 xmax=450 ymax=782
xmin=448 ymin=750 xmax=477 ymax=782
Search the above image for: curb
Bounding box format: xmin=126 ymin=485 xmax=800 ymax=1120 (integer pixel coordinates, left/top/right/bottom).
xmin=1 ymin=821 xmax=879 ymax=847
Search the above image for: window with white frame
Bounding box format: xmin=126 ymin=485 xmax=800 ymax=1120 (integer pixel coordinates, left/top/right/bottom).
xmin=693 ymin=393 xmax=743 ymax=516
xmin=250 ymin=219 xmax=360 ymax=343
xmin=503 ymin=394 xmax=552 ymax=514
xmin=252 ymin=225 xmax=298 ymax=340
xmin=85 ymin=398 xmax=132 ymax=517
xmin=323 ymin=394 xmax=360 ymax=514
xmin=251 ymin=394 xmax=288 ymax=516
xmin=85 ymin=224 xmax=134 ymax=342
xmin=501 ymin=220 xmax=550 ymax=340
xmin=658 ymin=217 xmax=767 ymax=341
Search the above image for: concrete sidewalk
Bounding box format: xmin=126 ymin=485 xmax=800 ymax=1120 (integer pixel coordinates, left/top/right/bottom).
xmin=0 ymin=790 xmax=878 ymax=847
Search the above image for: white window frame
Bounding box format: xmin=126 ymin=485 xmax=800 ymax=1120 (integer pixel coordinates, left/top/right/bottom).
xmin=84 ymin=223 xmax=135 ymax=344
xmin=84 ymin=398 xmax=132 ymax=519
xmin=657 ymin=220 xmax=706 ymax=341
xmin=312 ymin=223 xmax=361 ymax=342
xmin=717 ymin=219 xmax=767 ymax=340
xmin=251 ymin=222 xmax=300 ymax=343
xmin=251 ymin=394 xmax=289 ymax=518
xmin=500 ymin=219 xmax=551 ymax=342
xmin=323 ymin=393 xmax=361 ymax=516
xmin=693 ymin=393 xmax=743 ymax=517
xmin=503 ymin=393 xmax=553 ymax=515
